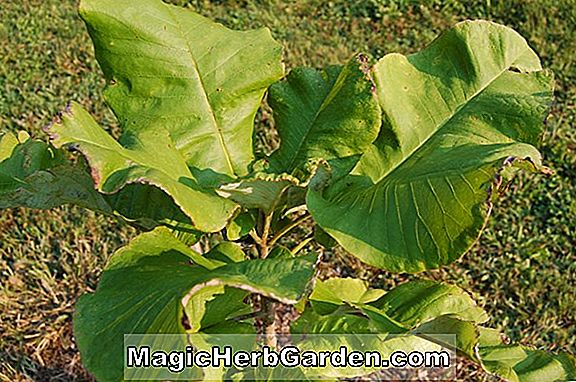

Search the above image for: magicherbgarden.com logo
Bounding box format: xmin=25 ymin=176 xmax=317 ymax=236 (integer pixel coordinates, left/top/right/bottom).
xmin=123 ymin=334 xmax=456 ymax=380
xmin=127 ymin=344 xmax=451 ymax=371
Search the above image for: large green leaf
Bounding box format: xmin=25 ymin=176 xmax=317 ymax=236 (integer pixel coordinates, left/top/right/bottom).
xmin=480 ymin=345 xmax=576 ymax=382
xmin=292 ymin=278 xmax=575 ymax=381
xmin=215 ymin=57 xmax=383 ymax=212
xmin=79 ymin=0 xmax=283 ymax=177
xmin=3 ymin=0 xmax=286 ymax=230
xmin=305 ymin=278 xmax=487 ymax=328
xmin=307 ymin=21 xmax=554 ymax=272
xmin=74 ymin=228 xmax=208 ymax=382
xmin=74 ymin=228 xmax=316 ymax=382
xmin=298 ymin=278 xmax=487 ymax=338
xmin=46 ymin=102 xmax=237 ymax=232
xmin=268 ymin=56 xmax=381 ymax=179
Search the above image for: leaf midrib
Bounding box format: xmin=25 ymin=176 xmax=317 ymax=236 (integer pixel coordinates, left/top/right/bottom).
xmin=165 ymin=6 xmax=235 ymax=176
xmin=374 ymin=59 xmax=522 ymax=187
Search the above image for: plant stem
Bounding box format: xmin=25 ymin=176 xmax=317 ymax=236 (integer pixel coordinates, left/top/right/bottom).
xmin=262 ymin=297 xmax=278 ymax=348
xmin=260 ymin=211 xmax=273 ymax=258
xmin=249 ymin=229 xmax=261 ymax=245
xmin=253 ymin=210 xmax=279 ymax=346
xmin=268 ymin=213 xmax=311 ymax=247
xmin=255 ymin=209 xmax=305 ymax=347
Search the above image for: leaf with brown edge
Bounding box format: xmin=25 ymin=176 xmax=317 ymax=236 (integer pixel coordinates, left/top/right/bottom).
xmin=45 ymin=102 xmax=238 ymax=232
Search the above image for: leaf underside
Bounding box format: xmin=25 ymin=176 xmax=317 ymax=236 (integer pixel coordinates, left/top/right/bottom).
xmin=307 ymin=21 xmax=553 ymax=273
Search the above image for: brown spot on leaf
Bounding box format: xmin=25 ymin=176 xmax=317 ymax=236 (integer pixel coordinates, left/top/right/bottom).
xmin=64 ymin=102 xmax=73 ymax=116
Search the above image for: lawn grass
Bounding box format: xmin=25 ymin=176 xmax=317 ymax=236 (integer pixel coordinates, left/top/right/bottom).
xmin=0 ymin=0 xmax=574 ymax=381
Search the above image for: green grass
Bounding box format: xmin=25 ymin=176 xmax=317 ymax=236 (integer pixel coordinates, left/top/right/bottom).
xmin=1 ymin=0 xmax=574 ymax=381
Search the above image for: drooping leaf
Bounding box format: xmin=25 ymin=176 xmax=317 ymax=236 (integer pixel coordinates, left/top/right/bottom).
xmin=299 ymin=278 xmax=487 ymax=337
xmin=74 ymin=228 xmax=210 ymax=382
xmin=46 ymin=103 xmax=237 ymax=232
xmin=74 ymin=228 xmax=316 ymax=381
xmin=307 ymin=21 xmax=554 ymax=272
xmin=0 ymin=133 xmax=111 ymax=212
xmin=0 ymin=132 xmax=215 ymax=237
xmin=478 ymin=327 xmax=576 ymax=382
xmin=291 ymin=308 xmax=456 ymax=379
xmin=291 ymin=278 xmax=469 ymax=379
xmin=0 ymin=132 xmax=209 ymax=235
xmin=79 ymin=0 xmax=284 ymax=176
xmin=184 ymin=252 xmax=318 ymax=305
xmin=480 ymin=344 xmax=576 ymax=382
xmin=268 ymin=56 xmax=381 ymax=179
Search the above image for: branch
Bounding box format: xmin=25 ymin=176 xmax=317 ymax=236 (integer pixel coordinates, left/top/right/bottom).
xmin=249 ymin=229 xmax=262 ymax=245
xmin=260 ymin=210 xmax=274 ymax=258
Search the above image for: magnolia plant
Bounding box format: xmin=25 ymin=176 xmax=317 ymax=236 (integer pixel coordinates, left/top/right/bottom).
xmin=0 ymin=0 xmax=574 ymax=381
